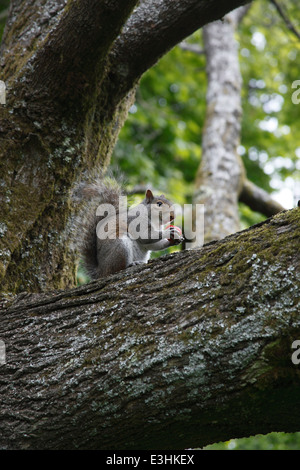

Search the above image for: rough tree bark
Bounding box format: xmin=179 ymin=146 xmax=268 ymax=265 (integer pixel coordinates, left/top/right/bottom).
xmin=0 ymin=208 xmax=299 ymax=450
xmin=0 ymin=0 xmax=250 ymax=294
xmin=2 ymin=0 xmax=299 ymax=452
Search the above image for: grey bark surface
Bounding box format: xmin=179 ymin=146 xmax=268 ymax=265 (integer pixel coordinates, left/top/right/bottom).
xmin=0 ymin=208 xmax=299 ymax=450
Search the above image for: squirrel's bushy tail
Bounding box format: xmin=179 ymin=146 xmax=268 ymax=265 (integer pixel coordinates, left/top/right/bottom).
xmin=74 ymin=176 xmax=124 ymax=280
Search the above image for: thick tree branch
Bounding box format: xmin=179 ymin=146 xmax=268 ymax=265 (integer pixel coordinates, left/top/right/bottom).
xmin=178 ymin=5 xmax=250 ymax=58
xmin=108 ymin=0 xmax=251 ymax=96
xmin=0 ymin=208 xmax=299 ymax=449
xmin=1 ymin=0 xmax=139 ymax=106
xmin=239 ymin=178 xmax=285 ymax=216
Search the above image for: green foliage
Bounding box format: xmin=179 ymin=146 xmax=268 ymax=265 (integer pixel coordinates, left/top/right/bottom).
xmin=239 ymin=202 xmax=265 ymax=230
xmin=239 ymin=0 xmax=300 ymax=199
xmin=112 ymin=30 xmax=206 ymax=204
xmin=205 ymin=432 xmax=300 ymax=450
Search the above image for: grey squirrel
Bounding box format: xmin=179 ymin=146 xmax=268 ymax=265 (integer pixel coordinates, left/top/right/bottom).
xmin=77 ymin=177 xmax=184 ymax=279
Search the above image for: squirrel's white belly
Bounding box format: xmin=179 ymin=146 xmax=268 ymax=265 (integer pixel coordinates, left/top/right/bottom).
xmin=121 ymin=235 xmax=150 ymax=265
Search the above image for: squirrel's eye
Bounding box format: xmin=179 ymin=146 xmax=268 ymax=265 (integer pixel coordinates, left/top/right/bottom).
xmin=157 ymin=201 xmax=163 ymax=207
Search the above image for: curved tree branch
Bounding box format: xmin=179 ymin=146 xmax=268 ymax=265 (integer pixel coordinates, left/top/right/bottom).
xmin=2 ymin=0 xmax=139 ymax=101
xmin=108 ymin=0 xmax=251 ymax=96
xmin=239 ymin=178 xmax=285 ymax=216
xmin=0 ymin=208 xmax=299 ymax=449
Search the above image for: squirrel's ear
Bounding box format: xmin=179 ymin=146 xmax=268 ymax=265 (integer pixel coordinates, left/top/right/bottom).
xmin=145 ymin=189 xmax=153 ymax=203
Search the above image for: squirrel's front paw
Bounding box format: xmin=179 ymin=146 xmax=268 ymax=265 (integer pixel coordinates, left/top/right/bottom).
xmin=166 ymin=225 xmax=184 ymax=246
xmin=169 ymin=235 xmax=185 ymax=246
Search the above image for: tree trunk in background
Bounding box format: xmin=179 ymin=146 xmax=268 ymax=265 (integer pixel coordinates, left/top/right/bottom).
xmin=193 ymin=5 xmax=285 ymax=245
xmin=0 ymin=208 xmax=299 ymax=450
xmin=0 ymin=0 xmax=250 ymax=295
xmin=193 ymin=8 xmax=246 ymax=244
